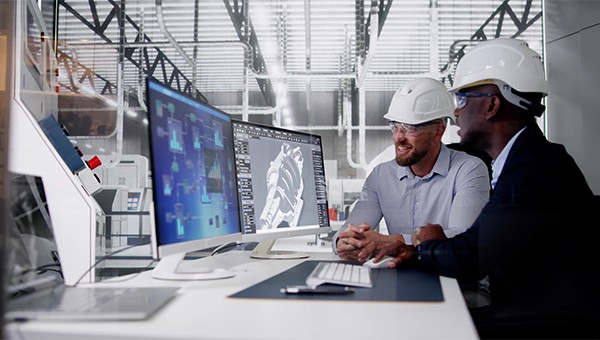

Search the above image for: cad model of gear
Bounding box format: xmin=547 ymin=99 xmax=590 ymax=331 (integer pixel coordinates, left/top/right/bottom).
xmin=258 ymin=143 xmax=305 ymax=230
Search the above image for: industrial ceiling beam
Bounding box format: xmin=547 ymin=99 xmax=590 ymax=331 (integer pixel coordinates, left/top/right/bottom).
xmin=364 ymin=0 xmax=394 ymax=54
xmin=58 ymin=0 xmax=208 ymax=103
xmin=442 ymin=0 xmax=542 ymax=85
xmin=56 ymin=50 xmax=115 ymax=95
xmin=223 ymin=0 xmax=276 ymax=107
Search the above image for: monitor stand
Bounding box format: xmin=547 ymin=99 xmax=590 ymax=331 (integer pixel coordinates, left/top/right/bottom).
xmin=249 ymin=239 xmax=310 ymax=260
xmin=151 ymin=253 xmax=235 ymax=280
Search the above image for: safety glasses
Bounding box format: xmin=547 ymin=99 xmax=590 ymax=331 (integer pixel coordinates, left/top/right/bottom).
xmin=454 ymin=92 xmax=495 ymax=109
xmin=388 ymin=121 xmax=438 ymax=137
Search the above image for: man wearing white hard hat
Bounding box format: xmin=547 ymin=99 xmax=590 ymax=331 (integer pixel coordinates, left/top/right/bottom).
xmin=371 ymin=39 xmax=599 ymax=338
xmin=334 ymin=77 xmax=490 ymax=267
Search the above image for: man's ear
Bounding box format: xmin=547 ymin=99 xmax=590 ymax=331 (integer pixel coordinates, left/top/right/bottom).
xmin=485 ymin=95 xmax=501 ymax=120
xmin=436 ymin=123 xmax=447 ymax=138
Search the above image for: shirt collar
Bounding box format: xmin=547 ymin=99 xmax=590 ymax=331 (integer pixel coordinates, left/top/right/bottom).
xmin=491 ymin=126 xmax=527 ymax=189
xmin=397 ymin=143 xmax=449 ymax=180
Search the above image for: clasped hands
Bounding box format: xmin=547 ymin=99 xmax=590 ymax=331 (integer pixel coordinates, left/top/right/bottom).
xmin=335 ymin=223 xmax=447 ymax=268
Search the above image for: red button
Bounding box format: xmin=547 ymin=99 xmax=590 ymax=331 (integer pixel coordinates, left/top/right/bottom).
xmin=86 ymin=156 xmax=102 ymax=170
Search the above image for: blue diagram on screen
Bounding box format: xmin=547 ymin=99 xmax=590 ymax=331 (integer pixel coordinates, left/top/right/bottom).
xmin=147 ymin=80 xmax=240 ymax=246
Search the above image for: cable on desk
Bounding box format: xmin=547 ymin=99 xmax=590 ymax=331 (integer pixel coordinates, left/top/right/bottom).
xmin=73 ymin=242 xmax=154 ymax=286
xmin=210 ymin=241 xmax=242 ymax=256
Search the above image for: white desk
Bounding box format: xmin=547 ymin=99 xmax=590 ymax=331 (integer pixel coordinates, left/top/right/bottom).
xmin=6 ymin=250 xmax=479 ymax=340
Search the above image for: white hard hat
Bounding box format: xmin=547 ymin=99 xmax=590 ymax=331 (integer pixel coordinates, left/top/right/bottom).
xmin=383 ymin=77 xmax=455 ymax=125
xmin=449 ymin=38 xmax=547 ymax=110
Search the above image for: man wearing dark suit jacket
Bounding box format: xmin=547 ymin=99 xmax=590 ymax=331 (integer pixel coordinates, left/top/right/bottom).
xmin=360 ymin=38 xmax=600 ymax=339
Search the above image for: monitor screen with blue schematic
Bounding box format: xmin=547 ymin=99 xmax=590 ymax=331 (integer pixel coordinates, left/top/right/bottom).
xmin=146 ymin=78 xmax=241 ymax=280
xmin=232 ymin=120 xmax=331 ymax=259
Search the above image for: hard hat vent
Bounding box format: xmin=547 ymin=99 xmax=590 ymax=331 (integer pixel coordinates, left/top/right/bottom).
xmin=383 ymin=77 xmax=455 ymax=125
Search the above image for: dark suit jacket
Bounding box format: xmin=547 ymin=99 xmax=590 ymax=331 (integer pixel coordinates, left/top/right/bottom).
xmin=415 ymin=124 xmax=599 ymax=316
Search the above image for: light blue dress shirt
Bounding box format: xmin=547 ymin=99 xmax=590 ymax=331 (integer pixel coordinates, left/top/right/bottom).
xmin=333 ymin=144 xmax=490 ymax=250
xmin=490 ymin=127 xmax=527 ymax=189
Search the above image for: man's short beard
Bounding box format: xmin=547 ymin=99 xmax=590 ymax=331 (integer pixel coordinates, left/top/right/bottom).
xmin=396 ymin=148 xmax=427 ymax=167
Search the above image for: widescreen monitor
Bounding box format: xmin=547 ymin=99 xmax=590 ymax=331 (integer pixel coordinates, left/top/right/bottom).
xmin=146 ymin=79 xmax=241 ymax=280
xmin=232 ymin=120 xmax=331 ymax=259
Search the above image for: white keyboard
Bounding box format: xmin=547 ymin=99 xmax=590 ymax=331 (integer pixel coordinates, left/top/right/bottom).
xmin=306 ymin=262 xmax=373 ymax=288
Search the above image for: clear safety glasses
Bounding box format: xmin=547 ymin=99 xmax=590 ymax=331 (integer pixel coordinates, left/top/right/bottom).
xmin=454 ymin=92 xmax=495 ymax=109
xmin=388 ymin=121 xmax=438 ymax=137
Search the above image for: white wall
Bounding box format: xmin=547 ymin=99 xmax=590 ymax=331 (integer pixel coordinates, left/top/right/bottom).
xmin=545 ymin=0 xmax=600 ymax=194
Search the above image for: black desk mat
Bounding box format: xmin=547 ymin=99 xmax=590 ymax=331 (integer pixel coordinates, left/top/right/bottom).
xmin=229 ymin=260 xmax=444 ymax=302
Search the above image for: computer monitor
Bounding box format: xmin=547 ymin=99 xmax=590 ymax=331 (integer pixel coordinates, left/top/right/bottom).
xmin=232 ymin=120 xmax=331 ymax=259
xmin=146 ymin=78 xmax=241 ymax=280
xmin=6 ymin=173 xmax=63 ymax=294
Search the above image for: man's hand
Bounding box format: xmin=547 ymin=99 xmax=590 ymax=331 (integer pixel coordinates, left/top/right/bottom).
xmin=359 ymin=235 xmax=413 ymax=269
xmin=412 ymin=223 xmax=446 ymax=246
xmin=355 ymin=233 xmax=405 ymax=263
xmin=336 ymin=224 xmax=371 ymax=260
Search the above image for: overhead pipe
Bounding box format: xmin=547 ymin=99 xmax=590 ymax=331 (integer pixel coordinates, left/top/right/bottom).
xmin=253 ymin=71 xmax=355 ymax=80
xmin=137 ymin=6 xmax=147 ymax=112
xmin=115 ymin=0 xmax=126 ymax=156
xmin=155 ymin=0 xmax=198 ymax=96
xmin=155 ymin=0 xmax=195 ymax=67
xmin=69 ymin=40 xmax=360 ymax=81
xmin=429 ymin=0 xmax=441 ymax=79
xmin=68 ymin=42 xmax=438 ymax=81
xmin=337 ymin=25 xmax=350 ymax=137
xmin=72 ymin=39 xmax=252 ymax=50
xmin=304 ymin=0 xmax=312 ymax=117
xmin=281 ymin=125 xmax=388 ymax=131
xmin=64 ymin=8 xmax=399 ymax=144
xmin=242 ymin=55 xmax=250 ymax=121
xmin=336 ymin=84 xmax=343 ymax=136
xmin=340 ymin=24 xmax=358 ymax=170
xmin=346 ymin=112 xmax=363 ymax=169
xmin=343 ymin=18 xmax=361 ymax=168
xmin=273 ymin=6 xmax=288 ymax=127
xmin=69 ymin=38 xmax=260 ymax=119
xmin=66 ymin=1 xmax=458 ymax=174
xmin=347 ymin=1 xmax=380 ymax=170
xmin=357 ymin=86 xmax=370 ymax=169
xmin=356 ymin=1 xmax=379 ymax=88
xmin=438 ymin=39 xmax=477 ymax=79
xmin=217 ymin=105 xmax=278 ymax=115
xmin=192 ymin=0 xmax=201 ymax=103
xmin=241 ymin=0 xmax=250 ymax=122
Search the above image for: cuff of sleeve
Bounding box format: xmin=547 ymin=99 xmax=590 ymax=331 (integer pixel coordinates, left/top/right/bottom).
xmin=332 ymin=234 xmax=339 ymax=255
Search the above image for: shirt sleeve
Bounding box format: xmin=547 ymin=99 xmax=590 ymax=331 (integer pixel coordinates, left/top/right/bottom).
xmin=331 ymin=169 xmax=384 ymax=253
xmin=415 ymin=204 xmax=566 ymax=281
xmin=445 ymin=157 xmax=490 ymax=238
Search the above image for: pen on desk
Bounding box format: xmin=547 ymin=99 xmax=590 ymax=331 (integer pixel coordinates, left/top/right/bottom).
xmin=281 ymin=285 xmax=355 ymax=295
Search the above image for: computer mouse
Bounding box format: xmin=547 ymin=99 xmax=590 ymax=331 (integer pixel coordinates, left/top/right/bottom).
xmin=362 ymin=256 xmax=395 ymax=269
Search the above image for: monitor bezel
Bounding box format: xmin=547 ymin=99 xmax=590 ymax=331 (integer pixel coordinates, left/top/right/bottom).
xmin=146 ymin=78 xmax=242 ymax=261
